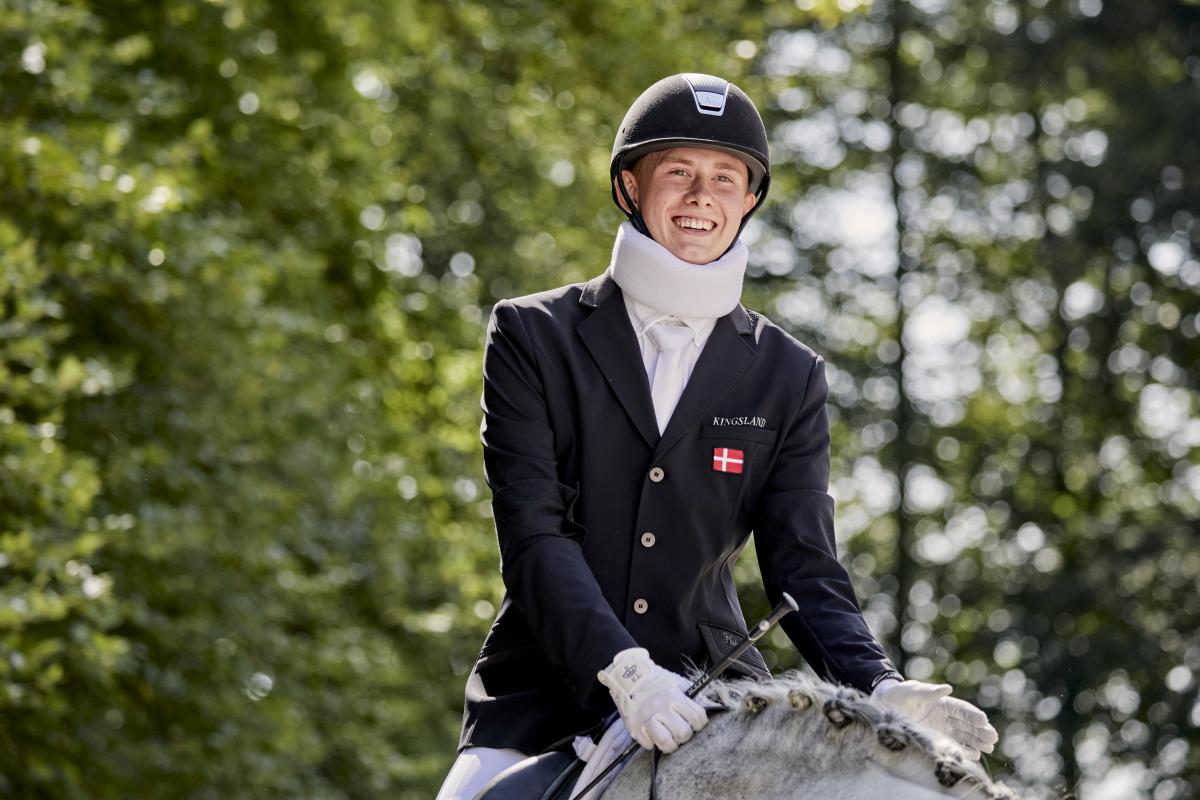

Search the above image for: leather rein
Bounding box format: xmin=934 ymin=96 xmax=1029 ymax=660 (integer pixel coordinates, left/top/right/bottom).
xmin=568 ymin=594 xmax=798 ymax=800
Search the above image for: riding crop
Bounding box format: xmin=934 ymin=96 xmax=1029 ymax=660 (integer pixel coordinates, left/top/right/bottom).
xmin=569 ymin=592 xmax=799 ymax=799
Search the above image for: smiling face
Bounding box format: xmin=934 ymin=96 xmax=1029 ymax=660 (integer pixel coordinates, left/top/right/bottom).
xmin=617 ymin=146 xmax=758 ymax=265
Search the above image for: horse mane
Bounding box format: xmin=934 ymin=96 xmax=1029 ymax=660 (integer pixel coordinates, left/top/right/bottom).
xmin=688 ymin=671 xmax=1022 ymax=800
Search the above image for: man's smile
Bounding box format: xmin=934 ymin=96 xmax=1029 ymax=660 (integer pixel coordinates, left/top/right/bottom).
xmin=672 ymin=216 xmax=716 ymax=232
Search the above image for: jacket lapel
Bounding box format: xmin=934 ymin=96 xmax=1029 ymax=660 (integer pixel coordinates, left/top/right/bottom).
xmin=654 ymin=308 xmax=757 ymax=459
xmin=576 ymin=274 xmax=660 ymax=448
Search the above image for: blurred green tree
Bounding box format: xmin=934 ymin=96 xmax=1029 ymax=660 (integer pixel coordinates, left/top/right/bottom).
xmin=738 ymin=2 xmax=1200 ymax=798
xmin=2 ymin=0 xmax=1197 ymax=798
xmin=0 ymin=0 xmax=781 ymax=796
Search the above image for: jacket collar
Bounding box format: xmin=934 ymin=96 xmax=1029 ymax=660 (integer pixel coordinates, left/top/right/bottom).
xmin=576 ymin=272 xmax=758 ymax=454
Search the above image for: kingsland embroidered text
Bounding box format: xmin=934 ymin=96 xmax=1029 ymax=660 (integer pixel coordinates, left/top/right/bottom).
xmin=711 ymin=416 xmax=767 ymax=427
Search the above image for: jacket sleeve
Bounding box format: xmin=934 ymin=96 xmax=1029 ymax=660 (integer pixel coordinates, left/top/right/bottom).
xmin=751 ymin=356 xmax=902 ymax=692
xmin=480 ymin=300 xmax=638 ymax=706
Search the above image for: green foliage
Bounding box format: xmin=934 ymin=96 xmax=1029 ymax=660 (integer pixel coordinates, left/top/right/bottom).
xmin=735 ymin=3 xmax=1200 ymax=798
xmin=1 ymin=0 xmax=1197 ymax=798
xmin=0 ymin=0 xmax=785 ymax=796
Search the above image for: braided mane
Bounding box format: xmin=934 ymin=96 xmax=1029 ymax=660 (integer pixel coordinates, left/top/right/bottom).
xmin=604 ymin=672 xmax=1025 ymax=800
xmin=696 ymin=676 xmax=1022 ymax=800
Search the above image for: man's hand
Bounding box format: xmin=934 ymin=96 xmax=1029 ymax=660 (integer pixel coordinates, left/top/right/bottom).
xmin=597 ymin=648 xmax=708 ymax=753
xmin=872 ymin=679 xmax=999 ymax=760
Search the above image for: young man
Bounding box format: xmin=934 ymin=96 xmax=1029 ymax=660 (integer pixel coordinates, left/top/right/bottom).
xmin=437 ymin=73 xmax=997 ymax=800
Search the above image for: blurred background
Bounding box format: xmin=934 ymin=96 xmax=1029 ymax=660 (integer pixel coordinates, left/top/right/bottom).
xmin=2 ymin=0 xmax=1198 ymax=797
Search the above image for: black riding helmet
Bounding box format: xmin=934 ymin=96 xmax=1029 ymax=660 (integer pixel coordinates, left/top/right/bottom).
xmin=610 ymin=73 xmax=771 ymax=249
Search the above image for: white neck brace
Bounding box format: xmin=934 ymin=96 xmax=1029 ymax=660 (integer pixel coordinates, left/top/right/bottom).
xmin=607 ymin=222 xmax=747 ymax=319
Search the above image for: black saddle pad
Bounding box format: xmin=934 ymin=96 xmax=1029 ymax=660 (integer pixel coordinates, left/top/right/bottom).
xmin=475 ymin=750 xmax=583 ymax=800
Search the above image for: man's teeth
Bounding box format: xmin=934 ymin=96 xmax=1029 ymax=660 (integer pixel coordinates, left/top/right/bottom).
xmin=673 ymin=217 xmax=714 ymax=231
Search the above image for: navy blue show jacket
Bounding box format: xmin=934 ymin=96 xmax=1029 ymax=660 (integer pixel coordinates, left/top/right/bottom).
xmin=458 ymin=272 xmax=900 ymax=753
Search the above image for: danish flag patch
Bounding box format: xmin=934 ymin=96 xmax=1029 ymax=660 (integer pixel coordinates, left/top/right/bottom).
xmin=712 ymin=447 xmax=744 ymax=474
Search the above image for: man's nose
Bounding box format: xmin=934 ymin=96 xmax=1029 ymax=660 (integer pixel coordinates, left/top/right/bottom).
xmin=683 ymin=176 xmax=714 ymax=204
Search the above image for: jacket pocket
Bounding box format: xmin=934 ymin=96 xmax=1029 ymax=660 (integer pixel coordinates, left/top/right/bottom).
xmin=475 ymin=645 xmax=562 ymax=696
xmin=697 ymin=621 xmax=771 ymax=680
xmin=699 ymin=424 xmax=778 ymax=445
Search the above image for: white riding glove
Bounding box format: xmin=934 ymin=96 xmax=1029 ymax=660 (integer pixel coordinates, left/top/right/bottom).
xmin=596 ymin=647 xmax=708 ymax=753
xmin=873 ymin=679 xmax=999 ymax=760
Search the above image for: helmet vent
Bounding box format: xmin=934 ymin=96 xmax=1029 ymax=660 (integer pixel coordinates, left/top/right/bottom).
xmin=682 ymin=73 xmax=729 ymax=116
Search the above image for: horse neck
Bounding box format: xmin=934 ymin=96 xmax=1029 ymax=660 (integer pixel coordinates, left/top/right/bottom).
xmin=601 ymin=678 xmax=1009 ymax=800
xmin=604 ymin=714 xmax=959 ymax=800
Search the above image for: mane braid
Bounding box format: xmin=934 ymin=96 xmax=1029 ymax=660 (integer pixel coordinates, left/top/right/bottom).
xmin=689 ymin=672 xmax=1023 ymax=800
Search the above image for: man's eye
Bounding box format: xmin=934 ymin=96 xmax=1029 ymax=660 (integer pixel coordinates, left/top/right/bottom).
xmin=716 ymin=175 xmax=733 ymax=182
xmin=669 ymin=168 xmax=689 ymax=176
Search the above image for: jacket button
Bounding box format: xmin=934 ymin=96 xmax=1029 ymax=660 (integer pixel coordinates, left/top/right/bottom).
xmin=648 ymin=467 xmax=665 ymax=483
xmin=633 ymin=598 xmax=649 ymax=614
xmin=640 ymin=532 xmax=656 ymax=548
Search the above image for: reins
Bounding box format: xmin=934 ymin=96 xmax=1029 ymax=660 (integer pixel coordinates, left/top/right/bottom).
xmin=569 ymin=594 xmax=798 ymax=800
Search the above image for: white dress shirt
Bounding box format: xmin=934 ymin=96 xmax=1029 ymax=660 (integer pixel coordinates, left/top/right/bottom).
xmin=623 ymin=295 xmax=717 ymax=402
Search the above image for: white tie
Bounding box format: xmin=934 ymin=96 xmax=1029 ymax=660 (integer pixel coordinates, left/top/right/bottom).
xmin=646 ymin=322 xmax=694 ymax=434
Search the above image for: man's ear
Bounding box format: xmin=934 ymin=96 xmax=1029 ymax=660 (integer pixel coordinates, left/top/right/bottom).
xmin=742 ymin=190 xmax=757 ymax=215
xmin=614 ymin=170 xmax=639 ymax=214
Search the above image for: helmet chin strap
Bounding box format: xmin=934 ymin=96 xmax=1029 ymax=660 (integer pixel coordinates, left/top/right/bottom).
xmin=615 ymin=163 xmax=771 ymax=260
xmin=732 ymin=175 xmax=770 ymax=254
xmin=615 ymin=167 xmax=652 ymax=238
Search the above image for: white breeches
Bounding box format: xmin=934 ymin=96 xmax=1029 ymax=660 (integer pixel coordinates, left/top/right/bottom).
xmin=435 ymin=747 xmax=529 ymax=800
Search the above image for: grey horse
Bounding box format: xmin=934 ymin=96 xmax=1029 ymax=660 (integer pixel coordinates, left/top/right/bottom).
xmin=592 ymin=673 xmax=1025 ymax=800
